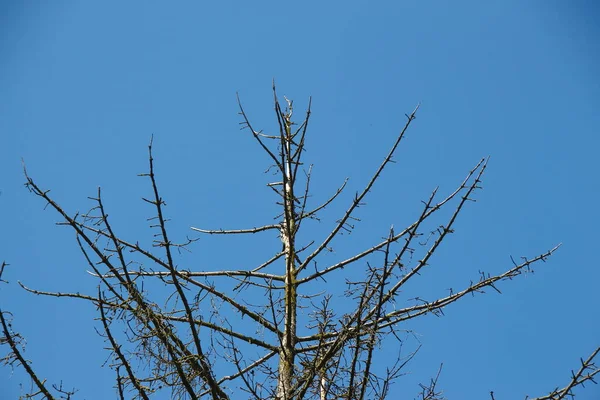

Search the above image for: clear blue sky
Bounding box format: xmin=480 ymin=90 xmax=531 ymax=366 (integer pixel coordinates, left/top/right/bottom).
xmin=1 ymin=1 xmax=599 ymax=399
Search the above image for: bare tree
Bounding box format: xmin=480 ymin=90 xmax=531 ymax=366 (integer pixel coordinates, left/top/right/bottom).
xmin=1 ymin=87 xmax=598 ymax=399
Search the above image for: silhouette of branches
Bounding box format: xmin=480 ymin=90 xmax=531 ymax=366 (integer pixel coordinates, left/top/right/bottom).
xmin=1 ymin=88 xmax=596 ymax=399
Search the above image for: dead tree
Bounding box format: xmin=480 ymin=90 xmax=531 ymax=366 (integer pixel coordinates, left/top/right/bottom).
xmin=1 ymin=87 xmax=598 ymax=399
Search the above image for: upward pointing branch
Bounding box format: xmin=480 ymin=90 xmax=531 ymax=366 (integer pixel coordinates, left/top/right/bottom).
xmin=298 ymin=104 xmax=420 ymax=274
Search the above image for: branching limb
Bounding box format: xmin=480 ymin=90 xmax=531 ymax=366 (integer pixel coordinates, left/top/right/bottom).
xmin=376 ymin=245 xmax=561 ymax=328
xmin=98 ymin=289 xmax=150 ymax=400
xmin=298 ymin=158 xmax=486 ymax=284
xmin=191 ymin=225 xmax=280 ymax=235
xmin=298 ymin=178 xmax=348 ymax=222
xmin=76 ymin=225 xmax=284 ymax=281
xmin=215 ymin=350 xmax=278 ymax=385
xmin=237 ymin=92 xmax=284 ymax=173
xmin=296 ymin=245 xmax=560 ymax=347
xmin=298 ymin=104 xmax=420 ymax=274
xmin=97 ymin=268 xmax=283 ymax=282
xmin=416 ymin=364 xmax=445 ymax=400
xmin=529 ymin=346 xmax=600 ymax=400
xmin=142 ymin=139 xmax=228 ymax=399
xmin=365 ymin=159 xmax=488 ymax=321
xmin=18 ymin=282 xmax=277 ymax=351
xmin=0 ymin=310 xmax=56 ymax=400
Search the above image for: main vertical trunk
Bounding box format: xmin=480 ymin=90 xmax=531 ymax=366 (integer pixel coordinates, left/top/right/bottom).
xmin=276 ymin=113 xmax=298 ymax=400
xmin=276 ymin=233 xmax=296 ymax=399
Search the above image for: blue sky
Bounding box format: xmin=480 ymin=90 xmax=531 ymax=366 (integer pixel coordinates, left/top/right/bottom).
xmin=1 ymin=1 xmax=599 ymax=399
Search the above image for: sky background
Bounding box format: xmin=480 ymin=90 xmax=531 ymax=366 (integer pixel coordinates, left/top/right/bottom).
xmin=1 ymin=1 xmax=599 ymax=399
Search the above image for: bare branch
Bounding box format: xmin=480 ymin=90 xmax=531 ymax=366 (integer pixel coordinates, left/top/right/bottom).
xmin=0 ymin=311 xmax=56 ymax=400
xmin=237 ymin=92 xmax=284 ymax=173
xmin=299 ymin=158 xmax=485 ymax=284
xmin=529 ymin=346 xmax=600 ymax=400
xmin=98 ymin=289 xmax=150 ymax=400
xmin=376 ymin=245 xmax=561 ymax=329
xmin=191 ymin=225 xmax=280 ymax=235
xmin=298 ymin=104 xmax=421 ymax=274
